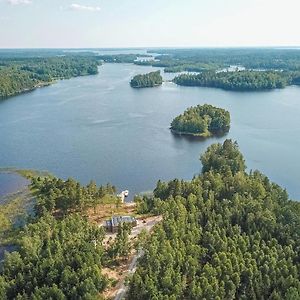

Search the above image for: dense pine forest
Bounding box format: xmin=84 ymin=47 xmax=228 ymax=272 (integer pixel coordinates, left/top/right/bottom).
xmin=129 ymin=140 xmax=300 ymax=299
xmin=130 ymin=71 xmax=163 ymax=88
xmin=173 ymin=71 xmax=291 ymax=91
xmin=1 ymin=48 xmax=300 ymax=299
xmin=0 ymin=56 xmax=99 ymax=98
xmin=0 ymin=176 xmax=135 ymax=299
xmin=170 ymin=104 xmax=230 ymax=137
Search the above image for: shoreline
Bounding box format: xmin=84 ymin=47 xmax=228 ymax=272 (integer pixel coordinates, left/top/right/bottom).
xmin=0 ymin=167 xmax=53 ymax=179
xmin=0 ymin=81 xmax=54 ymax=100
xmin=0 ymin=71 xmax=99 ymax=100
xmin=170 ymin=128 xmax=212 ymax=138
xmin=130 ymin=83 xmax=162 ymax=88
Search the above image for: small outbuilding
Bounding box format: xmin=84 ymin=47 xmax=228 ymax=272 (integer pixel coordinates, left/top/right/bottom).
xmin=117 ymin=190 xmax=129 ymax=203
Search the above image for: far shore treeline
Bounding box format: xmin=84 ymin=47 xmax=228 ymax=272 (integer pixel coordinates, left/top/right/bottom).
xmin=1 ymin=48 xmax=300 ymax=100
xmin=0 ymin=56 xmax=99 ymax=98
xmin=172 ymin=71 xmax=295 ymax=91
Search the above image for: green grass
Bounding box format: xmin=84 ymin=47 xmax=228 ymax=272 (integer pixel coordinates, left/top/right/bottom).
xmin=101 ymin=194 xmax=120 ymax=205
xmin=0 ymin=167 xmax=53 ymax=179
xmin=0 ymin=197 xmax=28 ymax=245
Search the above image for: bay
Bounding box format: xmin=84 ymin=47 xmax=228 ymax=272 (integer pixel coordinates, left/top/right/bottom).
xmin=0 ymin=63 xmax=299 ymax=199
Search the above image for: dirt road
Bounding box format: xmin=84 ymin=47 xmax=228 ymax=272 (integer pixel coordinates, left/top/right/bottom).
xmin=113 ymin=215 xmax=162 ymax=300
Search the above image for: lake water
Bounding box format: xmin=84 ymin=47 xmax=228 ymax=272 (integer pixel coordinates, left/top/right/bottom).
xmin=0 ymin=173 xmax=29 ymax=200
xmin=0 ymin=63 xmax=299 ymax=200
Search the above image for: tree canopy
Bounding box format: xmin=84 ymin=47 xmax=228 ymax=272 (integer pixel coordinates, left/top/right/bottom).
xmin=0 ymin=56 xmax=99 ymax=98
xmin=0 ymin=175 xmax=132 ymax=299
xmin=130 ymin=71 xmax=163 ymax=88
xmin=129 ymin=139 xmax=300 ymax=299
xmin=170 ymin=104 xmax=230 ymax=137
xmin=173 ymin=71 xmax=291 ymax=91
xmin=146 ymin=48 xmax=300 ymax=72
xmin=1 ymin=214 xmax=107 ymax=300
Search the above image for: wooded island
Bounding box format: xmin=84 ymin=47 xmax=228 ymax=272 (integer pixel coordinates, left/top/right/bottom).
xmin=130 ymin=71 xmax=163 ymax=88
xmin=170 ymin=104 xmax=230 ymax=137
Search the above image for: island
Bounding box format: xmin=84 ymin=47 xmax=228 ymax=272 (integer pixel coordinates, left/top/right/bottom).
xmin=130 ymin=70 xmax=163 ymax=88
xmin=170 ymin=104 xmax=230 ymax=137
xmin=173 ymin=70 xmax=291 ymax=91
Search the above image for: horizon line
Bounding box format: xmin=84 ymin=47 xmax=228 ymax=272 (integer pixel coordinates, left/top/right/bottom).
xmin=1 ymin=46 xmax=300 ymax=50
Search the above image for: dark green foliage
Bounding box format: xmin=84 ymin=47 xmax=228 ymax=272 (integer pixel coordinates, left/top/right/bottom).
xmin=200 ymin=139 xmax=246 ymax=174
xmin=107 ymin=223 xmax=132 ymax=260
xmin=1 ymin=214 xmax=107 ymax=299
xmin=31 ymin=176 xmax=116 ymax=217
xmin=0 ymin=174 xmax=128 ymax=299
xmin=130 ymin=71 xmax=163 ymax=88
xmin=173 ymin=71 xmax=290 ymax=91
xmin=170 ymin=104 xmax=230 ymax=136
xmin=128 ymin=140 xmax=300 ymax=299
xmin=0 ymin=276 xmax=8 ymax=300
xmin=0 ymin=56 xmax=99 ymax=98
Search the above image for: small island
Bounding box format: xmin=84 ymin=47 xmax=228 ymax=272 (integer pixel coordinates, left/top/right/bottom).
xmin=170 ymin=104 xmax=230 ymax=137
xmin=130 ymin=70 xmax=163 ymax=88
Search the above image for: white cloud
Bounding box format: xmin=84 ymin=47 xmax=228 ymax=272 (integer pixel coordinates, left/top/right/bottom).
xmin=70 ymin=3 xmax=101 ymax=12
xmin=6 ymin=0 xmax=32 ymax=5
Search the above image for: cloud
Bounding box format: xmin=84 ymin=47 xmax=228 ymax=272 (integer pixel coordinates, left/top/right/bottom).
xmin=6 ymin=0 xmax=32 ymax=5
xmin=70 ymin=3 xmax=101 ymax=12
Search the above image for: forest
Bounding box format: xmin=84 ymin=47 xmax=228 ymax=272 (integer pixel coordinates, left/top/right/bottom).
xmin=0 ymin=56 xmax=99 ymax=98
xmin=170 ymin=104 xmax=230 ymax=136
xmin=130 ymin=71 xmax=163 ymax=88
xmin=3 ymin=48 xmax=300 ymax=97
xmin=97 ymin=54 xmax=152 ymax=63
xmin=1 ymin=142 xmax=300 ymax=299
xmin=146 ymin=48 xmax=300 ymax=72
xmin=129 ymin=139 xmax=300 ymax=299
xmin=0 ymin=176 xmax=134 ymax=299
xmin=173 ymin=71 xmax=291 ymax=91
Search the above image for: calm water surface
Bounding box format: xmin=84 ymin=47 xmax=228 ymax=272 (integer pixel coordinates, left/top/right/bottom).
xmin=0 ymin=63 xmax=299 ymax=199
xmin=0 ymin=173 xmax=29 ymax=199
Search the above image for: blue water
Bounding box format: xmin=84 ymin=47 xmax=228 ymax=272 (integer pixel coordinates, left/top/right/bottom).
xmin=0 ymin=173 xmax=29 ymax=199
xmin=0 ymin=63 xmax=299 ymax=199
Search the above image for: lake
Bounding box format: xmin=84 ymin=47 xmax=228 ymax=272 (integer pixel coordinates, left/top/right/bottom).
xmin=0 ymin=63 xmax=299 ymax=200
xmin=0 ymin=173 xmax=29 ymax=200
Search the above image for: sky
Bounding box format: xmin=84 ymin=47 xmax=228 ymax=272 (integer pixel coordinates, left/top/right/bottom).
xmin=0 ymin=0 xmax=300 ymax=48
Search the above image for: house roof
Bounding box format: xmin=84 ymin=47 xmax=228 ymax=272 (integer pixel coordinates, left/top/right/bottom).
xmin=111 ymin=215 xmax=136 ymax=227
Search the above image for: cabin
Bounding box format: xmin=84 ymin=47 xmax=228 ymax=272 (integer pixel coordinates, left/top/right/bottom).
xmin=105 ymin=215 xmax=137 ymax=233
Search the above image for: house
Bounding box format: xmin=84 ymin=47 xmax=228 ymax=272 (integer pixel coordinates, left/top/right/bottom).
xmin=105 ymin=215 xmax=137 ymax=233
